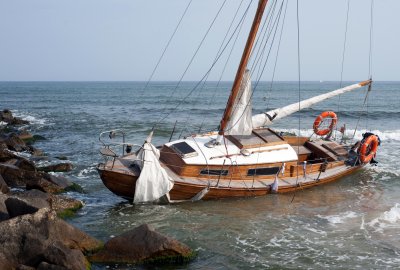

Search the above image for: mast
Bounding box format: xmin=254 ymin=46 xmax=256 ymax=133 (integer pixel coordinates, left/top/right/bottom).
xmin=219 ymin=0 xmax=269 ymax=136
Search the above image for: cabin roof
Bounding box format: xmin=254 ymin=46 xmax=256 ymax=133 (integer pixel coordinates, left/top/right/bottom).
xmin=165 ymin=131 xmax=298 ymax=166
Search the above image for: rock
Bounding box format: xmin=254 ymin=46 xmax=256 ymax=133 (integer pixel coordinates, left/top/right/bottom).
xmin=0 ymin=194 xmax=9 ymax=221
xmin=0 ymin=253 xmax=14 ymax=270
xmin=4 ymin=189 xmax=82 ymax=219
xmin=5 ymin=190 xmax=50 ymax=218
xmin=3 ymin=158 xmax=36 ymax=172
xmin=38 ymin=163 xmax=73 ymax=173
xmin=17 ymin=130 xmax=33 ymax=141
xmin=0 ymin=109 xmax=29 ymax=125
xmin=89 ymin=224 xmax=193 ymax=265
xmin=26 ymin=177 xmax=66 ymax=194
xmin=0 ymin=163 xmax=74 ymax=193
xmin=41 ymin=241 xmax=90 ymax=270
xmin=37 ymin=262 xmax=67 ymax=270
xmin=55 ymin=156 xmax=68 ymax=161
xmin=0 ymin=208 xmax=102 ymax=268
xmin=28 ymin=145 xmax=44 ymax=156
xmin=4 ymin=133 xmax=29 ymax=152
xmin=17 ymin=265 xmax=36 ymax=270
xmin=0 ymin=174 xmax=10 ymax=194
xmin=0 ymin=163 xmax=33 ymax=187
xmin=43 ymin=174 xmax=73 ymax=189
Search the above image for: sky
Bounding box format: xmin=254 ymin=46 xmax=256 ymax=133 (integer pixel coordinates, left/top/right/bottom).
xmin=0 ymin=0 xmax=399 ymax=82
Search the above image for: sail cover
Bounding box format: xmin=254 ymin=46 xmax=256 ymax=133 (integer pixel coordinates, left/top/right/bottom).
xmin=134 ymin=132 xmax=173 ymax=203
xmin=252 ymin=81 xmax=371 ymax=129
xmin=225 ymin=69 xmax=253 ymax=135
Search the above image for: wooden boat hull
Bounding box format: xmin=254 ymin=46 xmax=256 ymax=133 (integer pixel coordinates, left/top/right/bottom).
xmin=98 ymin=161 xmax=363 ymax=201
xmin=97 ymin=165 xmax=138 ymax=200
xmin=169 ymin=165 xmax=362 ymax=200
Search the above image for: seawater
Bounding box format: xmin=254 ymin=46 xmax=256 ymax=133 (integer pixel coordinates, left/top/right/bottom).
xmin=1 ymin=81 xmax=399 ymax=269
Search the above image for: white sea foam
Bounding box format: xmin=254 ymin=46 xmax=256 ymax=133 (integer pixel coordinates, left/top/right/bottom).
xmin=278 ymin=128 xmax=400 ymax=142
xmin=12 ymin=111 xmax=47 ymax=126
xmin=367 ymin=203 xmax=400 ymax=232
xmin=318 ymin=211 xmax=359 ymax=224
xmin=77 ymin=167 xmax=96 ymax=178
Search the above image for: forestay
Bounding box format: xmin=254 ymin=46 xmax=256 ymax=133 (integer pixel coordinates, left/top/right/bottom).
xmin=225 ymin=69 xmax=253 ymax=135
xmin=134 ymin=132 xmax=174 ymax=203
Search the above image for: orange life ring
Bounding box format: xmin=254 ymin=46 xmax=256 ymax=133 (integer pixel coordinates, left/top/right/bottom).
xmin=313 ymin=111 xmax=337 ymax=136
xmin=359 ymin=135 xmax=379 ymax=163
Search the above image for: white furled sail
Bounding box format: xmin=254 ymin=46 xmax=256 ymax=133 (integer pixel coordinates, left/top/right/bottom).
xmin=225 ymin=69 xmax=253 ymax=135
xmin=134 ymin=132 xmax=174 ymax=203
xmin=252 ymin=80 xmax=371 ymax=129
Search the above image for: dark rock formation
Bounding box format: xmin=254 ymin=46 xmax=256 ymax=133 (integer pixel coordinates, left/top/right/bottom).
xmin=0 ymin=109 xmax=29 ymax=125
xmin=2 ymin=189 xmax=82 ymax=220
xmin=0 ymin=174 xmax=9 ymax=194
xmin=3 ymin=133 xmax=29 ymax=152
xmin=38 ymin=162 xmax=73 ymax=173
xmin=0 ymin=208 xmax=102 ymax=269
xmin=0 ymin=162 xmax=77 ymax=193
xmin=0 ymin=194 xmax=9 ymax=221
xmin=89 ymin=224 xmax=193 ymax=265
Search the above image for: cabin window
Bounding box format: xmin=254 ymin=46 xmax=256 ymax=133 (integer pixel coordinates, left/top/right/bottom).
xmin=247 ymin=167 xmax=280 ymax=176
xmin=200 ymin=169 xmax=229 ymax=176
xmin=170 ymin=141 xmax=198 ymax=158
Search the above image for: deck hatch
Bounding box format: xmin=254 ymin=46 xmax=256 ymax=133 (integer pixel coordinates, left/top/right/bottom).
xmin=247 ymin=167 xmax=280 ymax=176
xmin=170 ymin=141 xmax=198 ymax=159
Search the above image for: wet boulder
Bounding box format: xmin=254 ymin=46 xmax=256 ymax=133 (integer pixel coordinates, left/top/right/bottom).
xmin=89 ymin=224 xmax=193 ymax=265
xmin=0 ymin=163 xmax=33 ymax=187
xmin=4 ymin=133 xmax=29 ymax=152
xmin=0 ymin=174 xmax=9 ymax=194
xmin=5 ymin=189 xmax=50 ymax=218
xmin=0 ymin=109 xmax=29 ymax=125
xmin=0 ymin=208 xmax=102 ymax=269
xmin=38 ymin=162 xmax=73 ymax=173
xmin=4 ymin=189 xmax=82 ymax=219
xmin=0 ymin=194 xmax=9 ymax=221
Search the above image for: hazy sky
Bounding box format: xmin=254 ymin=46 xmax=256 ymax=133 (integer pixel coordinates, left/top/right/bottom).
xmin=0 ymin=0 xmax=399 ymax=81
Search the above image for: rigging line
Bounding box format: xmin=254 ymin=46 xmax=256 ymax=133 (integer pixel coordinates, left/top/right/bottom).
xmin=265 ymin=0 xmax=288 ymax=110
xmin=181 ymin=0 xmax=247 ymax=135
xmin=249 ymin=0 xmax=279 ymax=75
xmin=368 ymin=0 xmax=374 ymax=78
xmin=253 ymin=1 xmax=280 ymax=80
xmin=252 ymin=0 xmax=285 ymax=90
xmin=352 ymin=0 xmax=374 ymax=138
xmin=156 ymin=0 xmax=228 ymax=121
xmin=154 ymin=1 xmax=253 ymax=127
xmin=224 ymin=0 xmax=285 ymax=132
xmin=248 ymin=0 xmax=279 ymax=73
xmin=291 ymin=0 xmax=301 ymax=204
xmin=138 ymin=1 xmax=193 ymax=98
xmin=366 ymin=0 xmax=374 ymax=130
xmin=337 ymin=0 xmax=351 ymax=117
xmin=199 ymin=0 xmax=249 ymax=132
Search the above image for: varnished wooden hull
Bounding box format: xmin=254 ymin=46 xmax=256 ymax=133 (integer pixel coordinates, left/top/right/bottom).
xmin=97 ymin=166 xmax=138 ymax=200
xmin=169 ymin=165 xmax=362 ymax=200
xmin=98 ymin=162 xmax=363 ymax=201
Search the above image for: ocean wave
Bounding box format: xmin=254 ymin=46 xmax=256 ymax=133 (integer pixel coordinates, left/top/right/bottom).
xmin=277 ymin=128 xmax=400 ymax=142
xmin=317 ymin=211 xmax=359 ymax=224
xmin=367 ymin=203 xmax=400 ymax=232
xmin=12 ymin=110 xmax=47 ymax=126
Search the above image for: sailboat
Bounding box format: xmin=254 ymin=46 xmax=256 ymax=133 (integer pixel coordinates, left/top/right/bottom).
xmin=97 ymin=0 xmax=380 ymax=202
